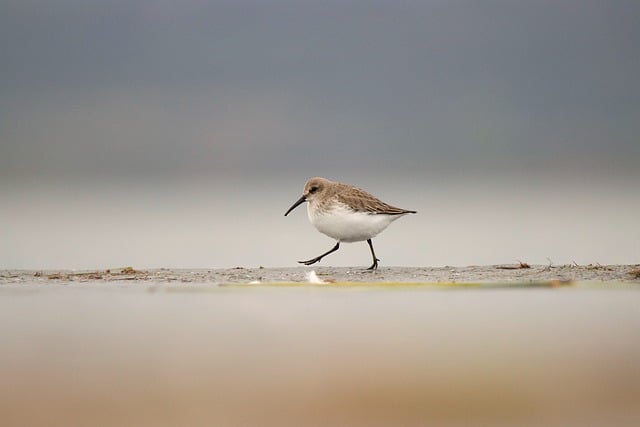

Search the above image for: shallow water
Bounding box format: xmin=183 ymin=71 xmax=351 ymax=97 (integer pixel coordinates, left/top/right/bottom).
xmin=4 ymin=178 xmax=640 ymax=270
xmin=1 ymin=277 xmax=639 ymax=426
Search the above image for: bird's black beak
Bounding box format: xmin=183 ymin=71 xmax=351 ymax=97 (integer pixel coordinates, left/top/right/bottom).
xmin=284 ymin=195 xmax=306 ymax=216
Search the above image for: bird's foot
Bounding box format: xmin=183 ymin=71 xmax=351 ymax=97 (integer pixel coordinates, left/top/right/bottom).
xmin=366 ymin=258 xmax=380 ymax=271
xmin=298 ymin=257 xmax=322 ymax=266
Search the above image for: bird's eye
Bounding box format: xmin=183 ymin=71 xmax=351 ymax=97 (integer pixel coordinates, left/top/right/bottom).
xmin=309 ymin=186 xmax=319 ymax=194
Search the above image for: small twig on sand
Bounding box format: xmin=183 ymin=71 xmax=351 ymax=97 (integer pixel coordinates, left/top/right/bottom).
xmin=497 ymin=261 xmax=531 ymax=270
xmin=543 ymin=258 xmax=553 ymax=272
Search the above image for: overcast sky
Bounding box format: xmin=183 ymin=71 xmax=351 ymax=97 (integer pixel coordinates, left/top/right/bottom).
xmin=2 ymin=0 xmax=639 ymax=185
xmin=1 ymin=1 xmax=639 ymax=268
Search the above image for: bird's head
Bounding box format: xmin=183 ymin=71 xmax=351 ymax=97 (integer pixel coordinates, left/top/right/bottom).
xmin=284 ymin=177 xmax=331 ymax=216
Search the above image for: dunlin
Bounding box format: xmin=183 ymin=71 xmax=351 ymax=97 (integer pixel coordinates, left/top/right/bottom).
xmin=284 ymin=177 xmax=416 ymax=270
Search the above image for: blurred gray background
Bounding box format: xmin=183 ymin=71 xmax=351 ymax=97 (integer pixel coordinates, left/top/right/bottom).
xmin=2 ymin=0 xmax=639 ymax=269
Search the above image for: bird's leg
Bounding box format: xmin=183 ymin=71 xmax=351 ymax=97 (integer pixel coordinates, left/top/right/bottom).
xmin=366 ymin=239 xmax=380 ymax=270
xmin=299 ymin=242 xmax=340 ymax=266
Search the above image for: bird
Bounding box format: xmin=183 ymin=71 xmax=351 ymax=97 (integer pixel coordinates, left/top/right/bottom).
xmin=284 ymin=177 xmax=416 ymax=270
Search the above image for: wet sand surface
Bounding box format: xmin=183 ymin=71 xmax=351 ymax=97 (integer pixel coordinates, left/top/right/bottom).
xmin=2 ymin=264 xmax=639 ymax=286
xmin=1 ymin=266 xmax=639 ymax=426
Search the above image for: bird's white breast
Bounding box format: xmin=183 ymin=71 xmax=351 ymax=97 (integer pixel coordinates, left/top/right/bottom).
xmin=307 ymin=202 xmax=402 ymax=242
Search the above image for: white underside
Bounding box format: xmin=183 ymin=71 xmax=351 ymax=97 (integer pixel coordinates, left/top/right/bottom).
xmin=307 ymin=202 xmax=405 ymax=242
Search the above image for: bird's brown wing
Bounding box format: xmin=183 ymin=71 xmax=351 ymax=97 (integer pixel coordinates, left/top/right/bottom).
xmin=335 ymin=186 xmax=416 ymax=215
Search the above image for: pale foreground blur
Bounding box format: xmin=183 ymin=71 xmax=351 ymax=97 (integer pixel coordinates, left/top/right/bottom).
xmin=1 ymin=284 xmax=639 ymax=427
